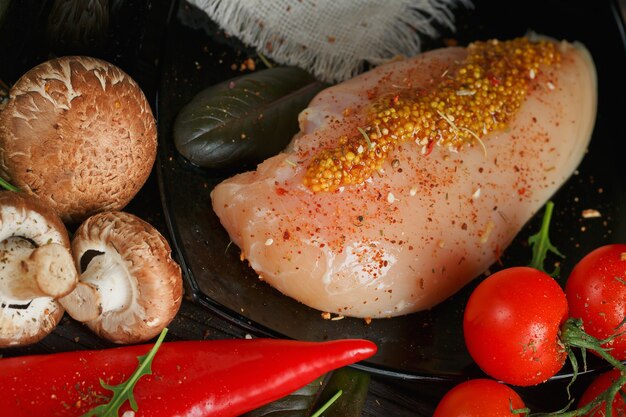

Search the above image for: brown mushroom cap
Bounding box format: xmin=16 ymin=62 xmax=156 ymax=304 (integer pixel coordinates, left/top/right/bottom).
xmin=0 ymin=297 xmax=65 ymax=347
xmin=0 ymin=191 xmax=70 ymax=247
xmin=0 ymin=56 xmax=157 ymax=224
xmin=0 ymin=191 xmax=76 ymax=347
xmin=60 ymin=211 xmax=183 ymax=344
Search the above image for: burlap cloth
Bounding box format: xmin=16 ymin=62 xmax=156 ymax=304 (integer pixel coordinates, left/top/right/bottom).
xmin=187 ymin=0 xmax=469 ymax=82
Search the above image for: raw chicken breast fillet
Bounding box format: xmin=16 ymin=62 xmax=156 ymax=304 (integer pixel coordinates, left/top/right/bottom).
xmin=211 ymin=38 xmax=597 ymax=318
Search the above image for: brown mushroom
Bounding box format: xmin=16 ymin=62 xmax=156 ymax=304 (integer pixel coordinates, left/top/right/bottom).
xmin=0 ymin=56 xmax=157 ymax=224
xmin=0 ymin=191 xmax=78 ymax=347
xmin=60 ymin=211 xmax=183 ymax=344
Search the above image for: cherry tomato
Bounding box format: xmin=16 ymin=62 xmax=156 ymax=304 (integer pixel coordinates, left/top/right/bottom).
xmin=463 ymin=267 xmax=568 ymax=386
xmin=433 ymin=379 xmax=526 ymax=417
xmin=565 ymin=244 xmax=626 ymax=360
xmin=578 ymin=369 xmax=625 ymax=416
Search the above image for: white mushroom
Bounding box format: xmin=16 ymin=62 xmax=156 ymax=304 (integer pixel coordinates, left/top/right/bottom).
xmin=60 ymin=211 xmax=183 ymax=344
xmin=0 ymin=56 xmax=157 ymax=224
xmin=0 ymin=191 xmax=78 ymax=347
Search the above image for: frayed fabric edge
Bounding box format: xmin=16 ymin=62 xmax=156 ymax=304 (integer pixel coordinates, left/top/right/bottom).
xmin=188 ymin=0 xmax=471 ymax=83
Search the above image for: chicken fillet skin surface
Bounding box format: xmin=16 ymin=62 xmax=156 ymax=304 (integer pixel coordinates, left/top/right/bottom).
xmin=211 ymin=37 xmax=597 ymax=318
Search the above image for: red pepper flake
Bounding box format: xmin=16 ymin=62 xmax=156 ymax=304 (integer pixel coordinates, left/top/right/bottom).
xmin=423 ymin=140 xmax=436 ymax=156
xmin=517 ymin=187 xmax=526 ymax=196
xmin=488 ymin=74 xmax=500 ymax=86
xmin=301 ymin=38 xmax=560 ymax=193
xmin=283 ymin=231 xmax=291 ymax=240
xmin=276 ymin=187 xmax=288 ymax=195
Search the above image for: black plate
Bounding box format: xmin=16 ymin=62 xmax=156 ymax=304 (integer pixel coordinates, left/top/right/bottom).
xmin=157 ymin=0 xmax=626 ymax=381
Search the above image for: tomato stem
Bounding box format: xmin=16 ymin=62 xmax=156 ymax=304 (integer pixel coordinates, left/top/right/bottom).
xmin=560 ymin=318 xmax=626 ymax=373
xmin=527 ymin=318 xmax=626 ymax=416
xmin=512 ymin=404 xmax=531 ymax=415
xmin=530 ymin=372 xmax=626 ymax=416
xmin=565 ymin=349 xmax=580 ymax=399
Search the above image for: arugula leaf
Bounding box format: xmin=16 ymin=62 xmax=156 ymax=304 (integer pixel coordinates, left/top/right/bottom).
xmin=81 ymin=328 xmax=168 ymax=417
xmin=527 ymin=201 xmax=564 ymax=277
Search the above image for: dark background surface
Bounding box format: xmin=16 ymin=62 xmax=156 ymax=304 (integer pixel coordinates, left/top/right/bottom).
xmin=156 ymin=0 xmax=626 ymax=387
xmin=1 ymin=0 xmax=625 ymax=415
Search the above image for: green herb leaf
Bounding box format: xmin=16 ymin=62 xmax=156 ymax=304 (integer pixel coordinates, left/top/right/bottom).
xmin=80 ymin=328 xmax=168 ymax=417
xmin=173 ymin=67 xmax=326 ymax=170
xmin=527 ymin=201 xmax=564 ymax=276
xmin=241 ymin=375 xmax=328 ymax=417
xmin=0 ymin=176 xmax=19 ymax=192
xmin=313 ymin=367 xmax=370 ymax=417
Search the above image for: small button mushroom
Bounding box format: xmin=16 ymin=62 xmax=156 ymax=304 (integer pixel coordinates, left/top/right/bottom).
xmin=0 ymin=191 xmax=78 ymax=347
xmin=0 ymin=56 xmax=157 ymax=224
xmin=60 ymin=211 xmax=183 ymax=344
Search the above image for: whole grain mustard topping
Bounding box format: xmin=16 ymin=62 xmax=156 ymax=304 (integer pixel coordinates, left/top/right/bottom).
xmin=303 ymin=37 xmax=560 ymax=192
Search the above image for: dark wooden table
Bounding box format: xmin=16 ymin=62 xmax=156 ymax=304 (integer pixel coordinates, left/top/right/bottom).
xmin=0 ymin=1 xmax=622 ymax=415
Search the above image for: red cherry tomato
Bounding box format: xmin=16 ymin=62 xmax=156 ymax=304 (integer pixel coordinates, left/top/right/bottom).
xmin=578 ymin=369 xmax=625 ymax=416
xmin=463 ymin=267 xmax=569 ymax=386
xmin=433 ymin=379 xmax=527 ymax=417
xmin=565 ymin=244 xmax=626 ymax=360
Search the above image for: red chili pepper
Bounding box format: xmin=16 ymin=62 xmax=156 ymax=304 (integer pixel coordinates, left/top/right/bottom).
xmin=0 ymin=338 xmax=377 ymax=417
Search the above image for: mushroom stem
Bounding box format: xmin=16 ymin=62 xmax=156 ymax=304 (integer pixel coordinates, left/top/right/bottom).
xmin=59 ymin=282 xmax=101 ymax=322
xmin=60 ymin=251 xmax=133 ymax=323
xmin=60 ymin=211 xmax=183 ymax=343
xmin=0 ymin=238 xmax=77 ymax=301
